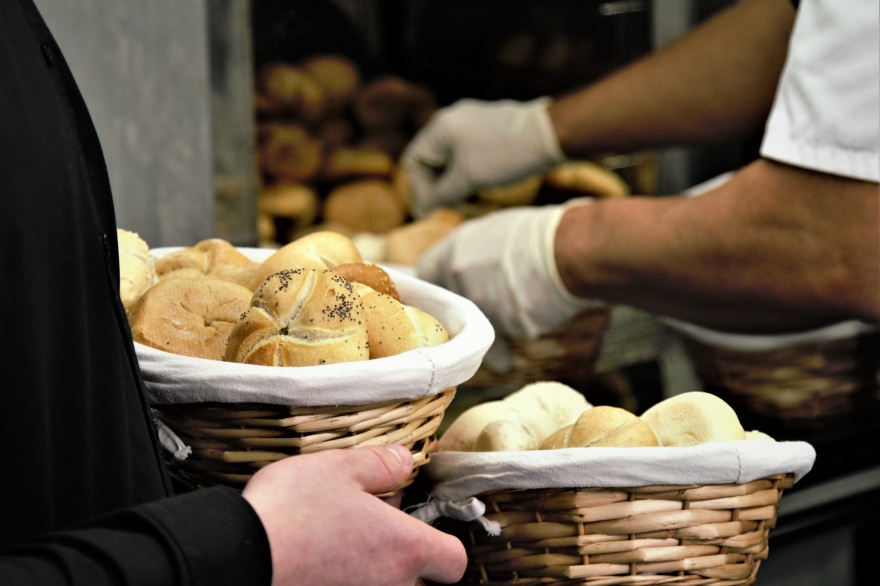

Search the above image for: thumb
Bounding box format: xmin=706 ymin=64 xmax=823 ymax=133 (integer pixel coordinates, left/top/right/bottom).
xmin=346 ymin=444 xmax=414 ymax=496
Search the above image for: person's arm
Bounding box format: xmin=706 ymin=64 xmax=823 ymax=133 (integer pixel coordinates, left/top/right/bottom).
xmin=550 ymin=0 xmax=796 ymax=154
xmin=555 ymin=159 xmax=880 ymax=333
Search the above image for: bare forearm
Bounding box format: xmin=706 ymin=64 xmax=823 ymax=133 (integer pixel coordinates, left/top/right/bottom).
xmin=555 ymin=160 xmax=880 ymax=333
xmin=549 ymin=0 xmax=796 ymax=156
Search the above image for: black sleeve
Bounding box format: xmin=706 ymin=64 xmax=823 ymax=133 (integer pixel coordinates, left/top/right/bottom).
xmin=0 ymin=487 xmax=272 ymax=586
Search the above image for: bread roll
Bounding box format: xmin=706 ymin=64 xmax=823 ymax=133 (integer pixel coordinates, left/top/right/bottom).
xmin=225 ymin=268 xmax=369 ymax=366
xmin=333 ymin=262 xmax=400 ymax=300
xmin=259 ymin=123 xmax=323 ymax=182
xmin=117 ymin=228 xmax=157 ymax=314
xmin=257 ymin=231 xmax=363 ymax=285
xmin=350 ymin=232 xmax=389 ymax=263
xmin=440 ymin=381 xmax=591 ymax=452
xmin=746 ymin=430 xmax=776 ymax=442
xmin=256 ymin=62 xmax=326 ymax=122
xmin=545 ymin=161 xmax=630 ymax=199
xmin=476 ymin=174 xmax=543 ymax=207
xmin=385 ymin=208 xmax=465 ymax=266
xmin=321 ymin=146 xmax=395 ymax=181
xmin=353 ymin=75 xmax=436 ymax=131
xmin=300 ymin=54 xmax=360 ymax=112
xmin=640 ymin=391 xmax=746 ymax=447
xmin=155 ymin=238 xmax=261 ymax=290
xmin=323 ymin=179 xmax=406 ymax=234
xmin=541 ymin=406 xmax=658 ymax=449
xmin=352 ymin=283 xmax=449 ymax=359
xmin=258 ymin=182 xmax=318 ymax=225
xmin=129 ymin=277 xmax=253 ymax=361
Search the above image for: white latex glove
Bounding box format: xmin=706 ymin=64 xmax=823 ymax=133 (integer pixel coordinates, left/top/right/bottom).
xmin=416 ymin=201 xmax=604 ymax=340
xmin=402 ymin=98 xmax=566 ymax=218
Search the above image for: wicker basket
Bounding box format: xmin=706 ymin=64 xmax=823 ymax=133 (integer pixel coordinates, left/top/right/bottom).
xmin=668 ymin=319 xmax=880 ymax=420
xmin=452 ymin=475 xmax=792 ymax=585
xmin=467 ymin=307 xmax=613 ymax=393
xmin=139 ymin=248 xmax=495 ymax=494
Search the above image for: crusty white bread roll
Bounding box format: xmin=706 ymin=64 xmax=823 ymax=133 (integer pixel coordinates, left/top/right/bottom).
xmin=155 ymin=238 xmax=262 ymax=290
xmin=117 ymin=228 xmax=157 ymax=314
xmin=439 ymin=381 xmax=591 ymax=452
xmin=332 ymin=262 xmax=400 ymax=300
xmin=225 ymin=268 xmax=369 ymax=366
xmin=352 ymin=283 xmax=449 ymax=359
xmin=256 ymin=231 xmax=363 ymax=285
xmin=746 ymin=430 xmax=776 ymax=442
xmin=541 ymin=406 xmax=658 ymax=449
xmin=129 ymin=277 xmax=253 ymax=361
xmin=323 ymin=179 xmax=407 ymax=234
xmin=640 ymin=391 xmax=746 ymax=447
xmin=385 ymin=208 xmax=466 ymax=266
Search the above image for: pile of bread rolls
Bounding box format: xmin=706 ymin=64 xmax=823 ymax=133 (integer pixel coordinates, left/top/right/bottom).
xmin=253 ymin=53 xmax=633 ymax=268
xmin=440 ymin=386 xmax=774 ymax=452
xmin=117 ymin=228 xmax=450 ymax=366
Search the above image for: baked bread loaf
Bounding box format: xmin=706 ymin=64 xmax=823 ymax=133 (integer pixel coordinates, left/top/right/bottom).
xmin=439 ymin=381 xmax=591 ymax=452
xmin=256 ymin=231 xmax=363 ymax=285
xmin=225 ymin=268 xmax=369 ymax=366
xmin=352 ymin=283 xmax=448 ymax=359
xmin=323 ymin=179 xmax=407 ymax=234
xmin=129 ymin=276 xmax=253 ymax=361
xmin=155 ymin=238 xmax=262 ymax=290
xmin=333 ymin=262 xmax=400 ymax=300
xmin=117 ymin=228 xmax=157 ymax=314
xmin=540 ymin=406 xmax=658 ymax=449
xmin=640 ymin=391 xmax=746 ymax=447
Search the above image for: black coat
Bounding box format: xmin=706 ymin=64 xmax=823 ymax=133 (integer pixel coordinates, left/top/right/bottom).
xmin=0 ymin=1 xmax=270 ymax=583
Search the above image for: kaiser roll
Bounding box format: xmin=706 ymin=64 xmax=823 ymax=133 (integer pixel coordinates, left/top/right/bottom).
xmin=224 ymin=268 xmax=369 ymax=366
xmin=256 ymin=231 xmax=363 ymax=285
xmin=155 ymin=238 xmax=261 ymax=290
xmin=129 ymin=276 xmax=253 ymax=361
xmin=117 ymin=228 xmax=157 ymax=313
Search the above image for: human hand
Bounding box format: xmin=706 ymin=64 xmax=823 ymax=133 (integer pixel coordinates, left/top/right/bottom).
xmin=242 ymin=445 xmax=466 ymax=586
xmin=417 ymin=203 xmax=603 ymax=340
xmin=402 ymin=98 xmax=565 ymax=218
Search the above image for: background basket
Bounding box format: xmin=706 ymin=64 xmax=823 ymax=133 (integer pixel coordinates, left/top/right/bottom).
xmin=669 ymin=320 xmax=880 ymax=420
xmin=447 ymin=474 xmax=793 ymax=585
xmin=467 ymin=307 xmax=613 ymax=394
xmin=140 ymin=248 xmax=494 ymax=494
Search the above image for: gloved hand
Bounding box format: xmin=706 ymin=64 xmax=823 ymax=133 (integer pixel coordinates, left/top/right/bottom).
xmin=416 ymin=201 xmax=604 ymax=340
xmin=402 ymin=98 xmax=566 ymax=218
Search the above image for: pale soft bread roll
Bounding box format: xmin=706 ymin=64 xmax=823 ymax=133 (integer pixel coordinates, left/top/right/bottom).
xmin=225 ymin=268 xmax=368 ymax=366
xmin=541 ymin=406 xmax=658 ymax=449
xmin=640 ymin=391 xmax=746 ymax=447
xmin=385 ymin=208 xmax=466 ymax=266
xmin=746 ymin=430 xmax=776 ymax=442
xmin=352 ymin=283 xmax=449 ymax=359
xmin=129 ymin=277 xmax=253 ymax=361
xmin=438 ymin=400 xmax=515 ymax=452
xmin=440 ymin=382 xmax=591 ymax=452
xmin=333 ymin=262 xmax=400 ymax=300
xmin=323 ymin=179 xmax=406 ymax=234
xmin=545 ymin=161 xmax=630 ymax=199
xmin=117 ymin=228 xmax=157 ymax=314
xmin=256 ymin=231 xmax=363 ymax=285
xmin=155 ymin=238 xmax=262 ymax=290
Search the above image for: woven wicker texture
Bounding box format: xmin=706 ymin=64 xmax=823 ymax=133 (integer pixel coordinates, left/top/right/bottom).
xmin=681 ymin=329 xmax=880 ymax=420
xmin=450 ymin=474 xmax=793 ymax=585
xmin=155 ymin=388 xmax=455 ymax=494
xmin=468 ymin=308 xmax=612 ymax=392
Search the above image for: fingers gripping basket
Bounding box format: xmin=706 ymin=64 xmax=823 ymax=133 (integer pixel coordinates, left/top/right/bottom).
xmin=410 ymin=442 xmax=816 ymax=585
xmin=137 ymin=248 xmax=495 ymax=493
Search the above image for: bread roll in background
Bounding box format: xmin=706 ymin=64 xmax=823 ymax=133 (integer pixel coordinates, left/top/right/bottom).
xmin=256 ymin=231 xmax=363 ymax=285
xmin=300 ymin=54 xmax=361 ymax=113
xmin=542 ymin=406 xmax=658 ymax=449
xmin=117 ymin=228 xmax=157 ymax=314
xmin=385 ymin=208 xmax=465 ymax=266
xmin=352 ymin=283 xmax=448 ymax=359
xmin=258 ymin=122 xmax=323 ymax=183
xmin=439 ymin=381 xmax=590 ymax=452
xmin=155 ymin=238 xmax=262 ymax=290
xmin=258 ymin=182 xmax=319 ymax=226
xmin=333 ymin=262 xmax=400 ymax=300
xmin=545 ymin=161 xmax=630 ymax=199
xmin=324 ymin=179 xmax=407 ymax=235
xmin=225 ymin=268 xmax=369 ymax=366
xmin=640 ymin=391 xmax=746 ymax=447
xmin=256 ymin=62 xmax=326 ymax=122
xmin=320 ymin=147 xmax=395 ymax=182
xmin=129 ymin=277 xmax=253 ymax=361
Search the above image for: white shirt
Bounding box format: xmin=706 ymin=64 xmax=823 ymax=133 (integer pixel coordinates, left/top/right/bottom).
xmin=761 ymin=0 xmax=879 ymax=182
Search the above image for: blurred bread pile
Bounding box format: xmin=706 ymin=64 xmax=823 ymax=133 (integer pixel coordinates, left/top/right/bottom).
xmin=117 ymin=228 xmax=450 ymax=366
xmin=440 ymin=385 xmax=775 ymax=452
xmin=253 ymin=54 xmax=631 ymax=266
